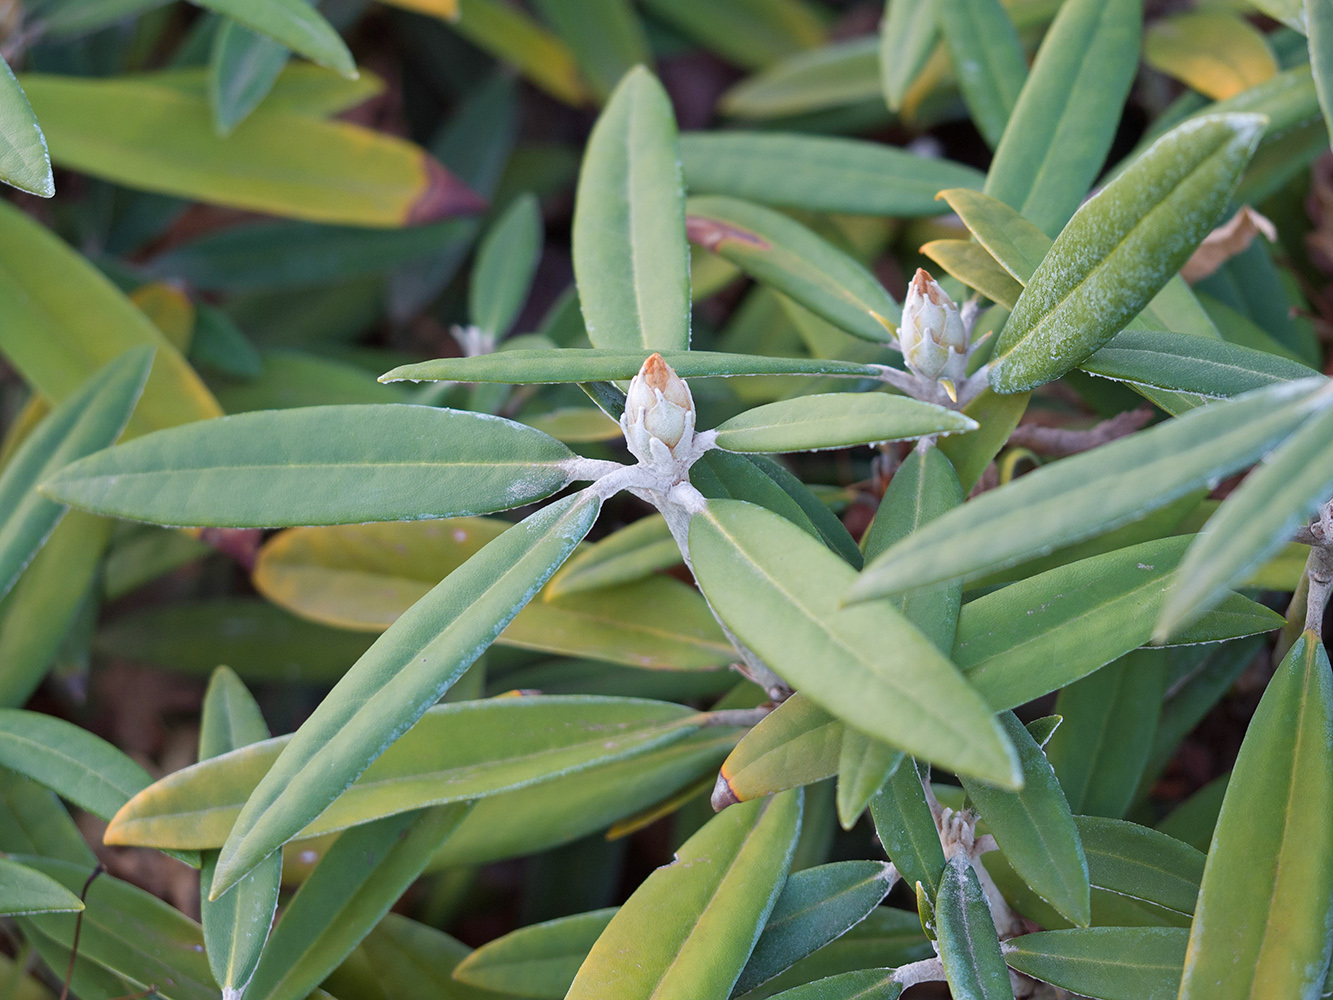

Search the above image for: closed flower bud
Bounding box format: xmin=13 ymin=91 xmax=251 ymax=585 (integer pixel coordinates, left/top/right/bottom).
xmin=622 ymin=353 xmax=696 ymax=468
xmin=900 ymin=268 xmax=968 ymax=382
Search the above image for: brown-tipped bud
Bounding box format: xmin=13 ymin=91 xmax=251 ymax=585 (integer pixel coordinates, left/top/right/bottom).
xmin=622 ymin=352 xmax=696 ymax=465
xmin=900 ymin=268 xmax=968 ymax=382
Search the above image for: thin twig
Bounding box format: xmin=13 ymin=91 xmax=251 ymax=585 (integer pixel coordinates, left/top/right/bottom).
xmin=1007 ymin=408 xmax=1153 ymax=458
xmin=60 ymin=864 xmax=106 ymax=1000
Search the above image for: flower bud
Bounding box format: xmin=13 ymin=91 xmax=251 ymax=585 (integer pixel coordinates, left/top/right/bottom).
xmin=621 ymin=353 xmax=696 ymax=468
xmin=899 ymin=268 xmax=968 ymax=382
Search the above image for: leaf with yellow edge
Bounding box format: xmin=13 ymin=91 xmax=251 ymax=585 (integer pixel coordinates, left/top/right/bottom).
xmin=0 ymin=200 xmax=220 ymax=437
xmin=19 ymin=74 xmax=483 ymax=228
xmin=1144 ymin=12 xmax=1278 ymax=101
xmin=129 ymin=283 xmax=195 ymax=353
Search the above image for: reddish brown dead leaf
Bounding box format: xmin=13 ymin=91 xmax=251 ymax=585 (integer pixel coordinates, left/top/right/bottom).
xmin=1181 ymin=205 xmax=1276 ymax=282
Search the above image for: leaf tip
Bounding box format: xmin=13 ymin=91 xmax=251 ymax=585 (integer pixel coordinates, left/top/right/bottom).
xmin=406 ymin=157 xmax=487 ymax=225
xmin=710 ymin=771 xmax=740 ymax=811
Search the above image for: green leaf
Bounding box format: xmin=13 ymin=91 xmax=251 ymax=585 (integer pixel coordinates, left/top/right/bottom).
xmin=870 ymin=758 xmax=947 ymax=898
xmin=960 ymin=713 xmax=1090 ymax=927
xmin=471 ymin=192 xmax=542 ymax=338
xmin=198 ymin=668 xmax=278 ymax=1000
xmin=252 ymin=520 xmax=732 ymax=670
xmin=1144 ymin=12 xmax=1277 ymax=101
xmin=734 ymin=861 xmax=897 ymax=995
xmin=0 ymin=348 xmax=151 ymax=601
xmin=1158 ymin=400 xmax=1333 ymax=638
xmin=0 ymin=766 xmax=98 ymax=866
xmin=567 ymin=791 xmax=802 ymax=1000
xmin=1179 ymin=632 xmax=1333 ymax=999
xmin=1309 ymin=0 xmax=1333 ymax=143
xmin=690 ymin=499 xmax=1019 ymax=787
xmin=191 ymin=0 xmax=354 ymax=77
xmin=429 ymin=728 xmax=739 ymax=868
xmin=243 ymin=805 xmax=467 ymax=1000
xmin=95 ymin=598 xmax=374 ymax=683
xmin=713 ymin=393 xmax=976 ymax=454
xmin=573 ymin=67 xmax=688 ymax=352
xmin=879 ymin=0 xmax=939 ymax=111
xmin=209 ymin=492 xmax=599 ymax=897
xmin=717 ymin=694 xmax=843 ymax=805
xmin=0 ymin=857 xmax=84 ymax=916
xmin=989 ymin=113 xmax=1265 ymax=393
xmin=983 ymin=0 xmax=1142 ymax=237
xmin=547 ymin=514 xmax=677 ymax=596
xmin=938 ymin=0 xmax=1027 ymax=147
xmin=1076 ymin=816 xmax=1203 ymax=917
xmin=1081 ymin=328 xmax=1319 ymax=397
xmin=208 ymin=20 xmax=289 ymax=136
xmin=528 ymin=0 xmax=651 ymax=102
xmin=20 ymin=74 xmax=479 ymax=227
xmin=452 ymin=908 xmax=618 ymax=998
xmin=0 ymin=512 xmax=111 ymax=708
xmin=0 ymin=55 xmax=52 ymax=197
xmin=380 ymin=348 xmax=881 ymax=385
xmin=440 ymin=0 xmax=588 ymax=106
xmin=1004 ymin=927 xmax=1188 ymax=1000
xmin=848 ymin=378 xmax=1332 ymax=601
xmin=920 ymin=239 xmax=1023 ymax=308
xmin=835 ymin=733 xmax=904 ymax=833
xmin=107 ymin=695 xmax=704 ymax=851
xmin=0 ymin=200 xmax=220 ymax=437
xmin=952 ymin=536 xmax=1281 ymax=711
xmin=42 ymin=405 xmax=579 ymax=528
xmin=685 ymin=196 xmax=897 ymax=343
xmin=935 ymin=387 xmax=1029 ymax=494
xmin=935 ymin=854 xmax=1011 ymax=999
xmin=149 ymin=219 xmax=474 ymax=291
xmin=679 ymin=132 xmax=982 ymax=216
xmin=723 ymin=37 xmax=881 ymax=120
xmin=762 ymin=970 xmax=903 ymax=1000
xmin=17 ymin=857 xmax=213 ymax=1000
xmin=323 ymin=913 xmax=488 ymax=1000
xmin=637 ymin=0 xmax=824 ymax=70
xmin=1045 ymin=650 xmax=1164 ymax=818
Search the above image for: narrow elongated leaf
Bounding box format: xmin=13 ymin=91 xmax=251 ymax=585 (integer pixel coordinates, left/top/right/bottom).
xmin=0 ymin=857 xmax=84 ymax=915
xmin=20 ymin=75 xmax=479 ymax=227
xmin=1004 ymin=927 xmax=1187 ymax=1000
xmin=983 ymin=0 xmax=1141 ymax=237
xmin=452 ymin=908 xmax=618 ymax=998
xmin=0 ymin=200 xmax=220 ymax=437
xmin=716 ymin=694 xmax=843 ymax=805
xmin=1144 ymin=12 xmax=1277 ymax=101
xmin=935 ymin=854 xmax=1011 ymax=999
xmin=835 ymin=732 xmax=904 ymax=832
xmin=0 ymin=348 xmax=151 ymax=601
xmin=935 ymin=387 xmax=1029 ymax=494
xmin=208 ymin=20 xmax=289 ymax=136
xmin=199 ymin=668 xmax=278 ymax=1000
xmin=528 ymin=0 xmax=651 ymax=102
xmin=952 ymin=536 xmax=1281 ymax=710
xmin=381 ymin=348 xmax=881 ymax=385
xmin=848 ymin=378 xmax=1332 ymax=601
xmin=0 ymin=55 xmax=52 ymax=197
xmin=1082 ymin=328 xmax=1318 ymax=397
xmin=567 ymin=791 xmax=802 ymax=1000
xmin=1309 ymin=0 xmax=1333 ymax=143
xmin=723 ymin=37 xmax=881 ymax=119
xmin=1179 ymin=632 xmax=1333 ymax=1000
xmin=210 ymin=492 xmax=600 ymax=897
xmin=244 ymin=805 xmax=467 ymax=1000
xmin=573 ymin=67 xmax=688 ymax=352
xmin=1158 ymin=402 xmax=1333 ymax=638
xmin=690 ymin=500 xmax=1019 ymax=787
xmin=938 ymin=0 xmax=1027 ymax=146
xmin=870 ymin=758 xmax=946 ymax=898
xmin=108 ymin=696 xmax=703 ymax=850
xmin=734 ymin=861 xmax=897 ymax=995
xmin=713 ymin=393 xmax=976 ymax=453
xmin=17 ymin=857 xmax=214 ymax=1000
xmin=547 ymin=514 xmax=677 ymax=596
xmin=191 ymin=0 xmax=354 ymax=77
xmin=763 ymin=969 xmax=903 ymax=999
xmin=880 ymin=0 xmax=938 ymax=111
xmin=961 ymin=713 xmax=1089 ymax=926
xmin=0 ymin=765 xmax=97 ymax=866
xmin=638 ymin=0 xmax=824 ymax=70
xmin=1046 ymin=650 xmax=1164 ymax=818
xmin=679 ymin=132 xmax=982 ymax=216
xmin=1076 ymin=816 xmax=1204 ymax=917
xmin=471 ymin=192 xmax=542 ymax=337
xmin=685 ymin=196 xmax=897 ymax=344
xmin=990 ymin=113 xmax=1265 ymax=393
xmin=441 ymin=0 xmax=589 ymax=106
xmin=43 ymin=405 xmax=579 ymax=528
xmin=921 ymin=239 xmax=1024 ymax=307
